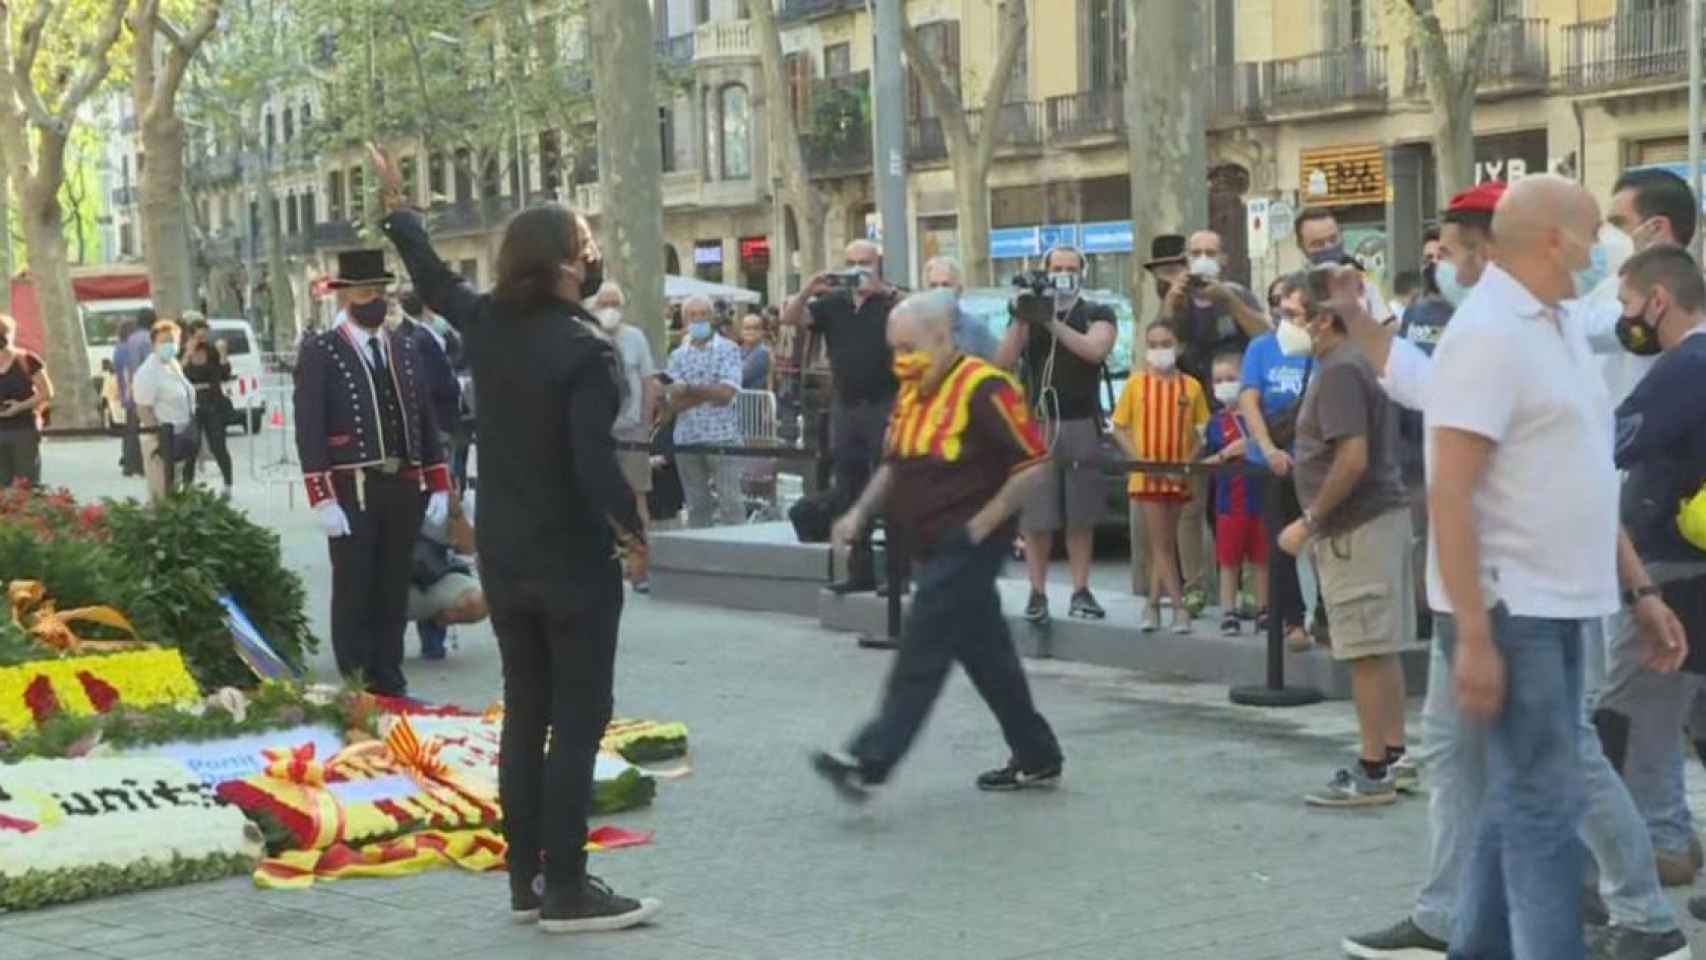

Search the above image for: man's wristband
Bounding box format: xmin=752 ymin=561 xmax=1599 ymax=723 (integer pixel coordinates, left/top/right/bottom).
xmin=1301 ymin=509 xmax=1319 ymax=534
xmin=1624 ymin=584 xmax=1663 ymax=607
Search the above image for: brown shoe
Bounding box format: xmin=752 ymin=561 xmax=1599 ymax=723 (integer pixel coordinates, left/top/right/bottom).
xmin=1656 ymin=849 xmax=1697 ymax=887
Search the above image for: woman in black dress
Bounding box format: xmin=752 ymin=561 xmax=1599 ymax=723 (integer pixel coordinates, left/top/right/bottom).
xmin=181 ymin=322 xmax=236 ymax=493
xmin=368 ymin=144 xmax=657 ymax=935
xmin=0 ymin=314 xmax=52 ymax=487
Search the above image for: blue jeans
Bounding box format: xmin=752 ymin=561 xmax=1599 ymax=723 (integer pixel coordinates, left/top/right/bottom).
xmin=1413 ymin=619 xmax=1676 ymax=940
xmin=1440 ymin=607 xmax=1585 ymax=960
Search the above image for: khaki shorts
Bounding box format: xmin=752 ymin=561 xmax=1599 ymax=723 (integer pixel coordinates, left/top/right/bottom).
xmin=619 ymin=450 xmax=653 ymax=494
xmin=1312 ymin=507 xmax=1416 ymax=662
xmin=1019 ymin=417 xmax=1105 ymax=533
xmin=407 ymin=571 xmax=481 ymax=623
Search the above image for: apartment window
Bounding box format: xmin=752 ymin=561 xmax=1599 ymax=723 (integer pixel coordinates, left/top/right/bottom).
xmin=301 ymin=100 xmax=312 ymax=130
xmin=286 ymin=192 xmax=299 ymax=234
xmin=119 ymin=223 xmax=133 ymax=257
xmin=825 ymin=42 xmax=852 ymax=77
xmin=120 ymin=155 xmax=130 ymax=186
xmin=265 ymin=112 xmax=276 ymax=153
xmin=349 ymin=166 xmax=365 ymax=219
xmin=458 ymin=258 xmax=479 ymax=288
xmin=509 ymin=144 xmax=526 ymax=198
xmin=283 ymin=107 xmax=294 ymax=143
xmin=303 ymin=191 xmax=317 ymax=229
xmin=537 ymin=15 xmax=560 ymax=64
xmin=908 ymin=22 xmax=961 ymax=118
xmin=658 ymin=108 xmax=676 ymax=173
xmin=1085 ymin=0 xmax=1125 ymax=90
xmin=695 ymin=0 xmax=711 ymax=25
xmin=998 ymin=2 xmax=1029 ymax=101
xmin=540 ymin=131 xmax=563 ymax=196
xmin=429 ymin=151 xmax=447 ymax=201
xmin=785 ymin=52 xmax=814 ymax=122
xmin=399 ymin=156 xmax=418 ymax=206
xmin=481 ymin=153 xmax=501 ymax=199
xmin=327 ymin=170 xmax=345 ymax=222
xmin=719 ymin=84 xmax=751 ymax=180
xmin=1319 ymin=0 xmax=1368 ymax=47
xmin=454 ymin=148 xmax=474 ymax=202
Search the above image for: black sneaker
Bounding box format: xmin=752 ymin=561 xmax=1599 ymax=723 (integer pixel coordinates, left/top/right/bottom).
xmin=511 ymin=873 xmax=544 ymax=923
xmin=1023 ymin=590 xmax=1049 ymax=623
xmin=1068 ymin=589 xmax=1105 ymax=620
xmin=810 ymin=750 xmax=870 ymax=803
xmin=1220 ymin=615 xmax=1241 ymax=636
xmin=1585 ymin=925 xmax=1692 ymax=960
xmin=1340 ymin=917 xmax=1447 ymax=958
xmin=539 ymin=875 xmax=661 ymax=934
xmin=975 ymin=759 xmax=1062 ymax=792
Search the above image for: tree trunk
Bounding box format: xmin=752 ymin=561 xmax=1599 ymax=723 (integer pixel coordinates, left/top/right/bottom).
xmin=19 ymin=150 xmax=96 ymax=428
xmin=0 ymin=166 xmax=11 ymax=313
xmin=589 ymin=0 xmax=666 ymax=359
xmin=258 ymin=167 xmax=295 ymax=349
xmin=139 ymin=115 xmax=196 ymax=317
xmin=1433 ymin=87 xmax=1476 ymax=200
xmin=1126 ymin=0 xmax=1207 ymax=317
xmin=953 ymin=149 xmax=992 ymax=284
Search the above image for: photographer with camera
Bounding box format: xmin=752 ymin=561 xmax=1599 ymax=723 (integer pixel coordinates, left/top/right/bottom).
xmin=994 ymin=245 xmax=1117 ymax=623
xmin=782 ymin=239 xmax=903 ymax=593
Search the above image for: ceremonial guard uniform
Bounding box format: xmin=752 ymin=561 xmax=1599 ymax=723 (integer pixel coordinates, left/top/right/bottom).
xmin=294 ymin=250 xmax=450 ymax=697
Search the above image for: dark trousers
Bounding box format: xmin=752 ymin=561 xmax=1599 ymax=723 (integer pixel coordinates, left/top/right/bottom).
xmin=0 ymin=431 xmax=40 ymax=488
xmin=1265 ymin=475 xmax=1306 ymax=631
xmin=122 ymin=404 xmax=143 ymax=475
xmin=831 ymin=397 xmax=892 ymax=579
xmin=849 ymin=532 xmax=1062 ymax=781
xmin=195 ymin=405 xmax=234 ymax=486
xmin=327 ymin=471 xmax=425 ymax=696
xmin=489 ymin=565 xmax=621 ymax=887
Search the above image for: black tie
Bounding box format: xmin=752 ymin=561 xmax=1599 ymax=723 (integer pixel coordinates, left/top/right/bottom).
xmin=367 ymin=336 xmax=387 ymax=374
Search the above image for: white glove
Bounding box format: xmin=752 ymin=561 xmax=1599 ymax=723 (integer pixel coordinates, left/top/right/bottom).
xmin=424 ymin=491 xmax=449 ymax=529
xmin=315 ymin=501 xmax=352 ymax=539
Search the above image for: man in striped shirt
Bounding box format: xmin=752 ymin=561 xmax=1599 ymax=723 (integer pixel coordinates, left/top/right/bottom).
xmin=812 ymin=290 xmax=1065 ymax=799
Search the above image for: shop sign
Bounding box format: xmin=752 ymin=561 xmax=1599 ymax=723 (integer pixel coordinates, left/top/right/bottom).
xmin=1299 ymin=145 xmax=1385 ymax=207
xmin=990 ymin=227 xmax=1040 ymax=259
xmin=739 ymin=237 xmax=770 ymax=263
xmin=1474 ymin=130 xmax=1547 ymax=184
xmin=1038 ymin=224 xmax=1079 ymax=252
xmin=1080 ymin=221 xmax=1133 ymax=254
xmin=693 ymin=243 xmax=723 ymax=266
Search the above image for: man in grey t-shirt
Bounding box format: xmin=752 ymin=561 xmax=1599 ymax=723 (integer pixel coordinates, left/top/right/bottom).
xmin=1279 ymin=284 xmax=1415 ymax=808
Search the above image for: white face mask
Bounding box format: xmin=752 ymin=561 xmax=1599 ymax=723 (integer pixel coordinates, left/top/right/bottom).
xmin=1212 ymin=381 xmax=1241 ymax=405
xmin=1146 ymin=347 xmax=1177 ymax=372
xmin=1276 ymin=319 xmax=1314 ymax=357
xmin=595 ymin=307 xmax=622 ymax=331
xmin=1187 ymin=256 xmax=1221 ymax=280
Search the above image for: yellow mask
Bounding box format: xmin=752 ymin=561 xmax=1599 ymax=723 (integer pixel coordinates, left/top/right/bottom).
xmin=892 ymin=350 xmax=933 ymax=382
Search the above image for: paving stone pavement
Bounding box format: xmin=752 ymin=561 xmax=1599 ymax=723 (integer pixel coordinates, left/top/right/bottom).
xmin=8 ymin=438 xmax=1706 ymax=958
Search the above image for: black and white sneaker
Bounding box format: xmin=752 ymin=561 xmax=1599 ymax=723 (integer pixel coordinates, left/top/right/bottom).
xmin=1023 ymin=590 xmax=1049 ymax=623
xmin=539 ymin=875 xmax=662 ymax=934
xmin=1220 ymin=615 xmax=1241 ymax=636
xmin=1586 ymin=925 xmax=1692 ymax=960
xmin=975 ymin=760 xmax=1062 ymax=792
xmin=1340 ymin=917 xmax=1447 ymax=958
xmin=810 ymin=750 xmax=871 ymax=803
xmin=1068 ymin=589 xmax=1106 ymax=620
xmin=511 ymin=873 xmax=544 ymax=923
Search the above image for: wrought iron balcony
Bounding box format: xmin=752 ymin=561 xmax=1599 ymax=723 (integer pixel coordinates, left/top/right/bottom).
xmin=1561 ymin=6 xmax=1701 ymax=92
xmin=906 ymin=115 xmax=948 ymax=163
xmin=1044 ymin=87 xmax=1124 ymax=144
xmin=1264 ymin=45 xmax=1389 ymax=116
xmin=778 ymin=0 xmax=862 ymax=22
xmin=970 ymin=101 xmax=1043 ymax=152
xmin=309 ymin=221 xmax=361 ymax=251
xmin=1207 ymin=63 xmax=1265 ymax=129
xmin=1405 ymin=18 xmax=1548 ymax=97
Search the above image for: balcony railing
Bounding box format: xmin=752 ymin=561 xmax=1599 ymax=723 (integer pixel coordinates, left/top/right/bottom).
xmin=906 ymin=115 xmax=948 ymax=163
xmin=1562 ymin=6 xmax=1701 ymax=92
xmin=1265 ymin=45 xmax=1388 ymax=116
xmin=656 ymin=32 xmax=694 ymax=64
xmin=1044 ymin=87 xmax=1124 ymax=144
xmin=694 ymin=19 xmax=754 ymax=61
xmin=1405 ymin=18 xmax=1548 ymax=96
xmin=969 ymin=101 xmax=1043 ymax=151
xmin=1207 ymin=62 xmax=1265 ymax=128
xmin=309 ymin=221 xmax=361 ymax=251
xmin=778 ymin=0 xmax=862 ymax=21
xmin=428 ymin=195 xmax=522 ymax=235
xmin=189 ymin=153 xmax=241 ymax=186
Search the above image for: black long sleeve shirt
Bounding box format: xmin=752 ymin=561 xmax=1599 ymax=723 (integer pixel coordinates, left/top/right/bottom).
xmin=380 ymin=209 xmax=643 ymax=582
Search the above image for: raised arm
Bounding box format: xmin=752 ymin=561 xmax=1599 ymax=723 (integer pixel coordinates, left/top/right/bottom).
xmin=370 ymin=143 xmax=483 ymax=332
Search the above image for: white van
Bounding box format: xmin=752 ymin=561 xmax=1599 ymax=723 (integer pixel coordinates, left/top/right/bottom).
xmin=205 ymin=319 xmax=268 ymax=433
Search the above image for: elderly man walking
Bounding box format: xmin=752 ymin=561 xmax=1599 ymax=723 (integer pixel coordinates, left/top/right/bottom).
xmin=1428 ymin=175 xmax=1688 ymax=960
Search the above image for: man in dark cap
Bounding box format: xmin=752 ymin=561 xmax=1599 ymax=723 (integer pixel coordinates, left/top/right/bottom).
xmin=294 ymin=250 xmax=451 ymax=697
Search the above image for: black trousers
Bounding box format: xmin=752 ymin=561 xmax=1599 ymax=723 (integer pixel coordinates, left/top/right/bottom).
xmin=122 ymin=404 xmax=143 ymax=475
xmin=830 ymin=397 xmax=893 ymax=579
xmin=327 ymin=471 xmax=424 ymax=696
xmin=195 ymin=404 xmax=234 ymax=486
xmin=489 ymin=564 xmax=621 ymax=887
xmin=0 ymin=430 xmax=40 ymax=487
xmin=849 ymin=531 xmax=1061 ymax=781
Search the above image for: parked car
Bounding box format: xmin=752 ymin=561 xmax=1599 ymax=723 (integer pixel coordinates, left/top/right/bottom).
xmin=958 ymin=287 xmax=1138 ymax=531
xmin=205 ymin=319 xmax=268 ymax=433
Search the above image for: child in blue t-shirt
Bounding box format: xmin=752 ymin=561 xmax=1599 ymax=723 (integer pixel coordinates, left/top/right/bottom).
xmin=1204 ymin=352 xmax=1268 ymax=636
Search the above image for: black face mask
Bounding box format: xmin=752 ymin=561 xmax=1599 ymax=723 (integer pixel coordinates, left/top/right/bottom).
xmin=1308 ymin=243 xmax=1347 ymax=266
xmin=1616 ymin=302 xmax=1664 ymax=357
xmin=349 ymin=298 xmax=389 ymax=329
xmin=580 ymin=258 xmax=604 ymax=300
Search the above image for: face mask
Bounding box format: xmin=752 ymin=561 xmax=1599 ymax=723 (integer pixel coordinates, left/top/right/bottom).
xmin=892 ymin=350 xmax=932 ymax=382
xmin=1146 ymin=347 xmax=1177 ymax=372
xmin=1212 ymin=381 xmax=1241 ymax=405
xmin=1436 ymin=259 xmax=1473 ymax=307
xmin=688 ymin=321 xmax=712 ymax=341
xmin=579 ymin=258 xmax=605 ymax=300
xmin=1600 ymin=220 xmax=1636 ymax=273
xmin=156 ymin=342 xmax=178 ymax=363
xmin=349 ymin=298 xmax=389 ymax=328
xmin=1276 ymin=319 xmax=1314 ymax=357
xmin=1187 ymin=256 xmax=1221 ymax=280
xmin=1308 ymin=243 xmax=1346 ymax=266
xmin=1571 ymin=241 xmax=1609 ymax=300
xmin=595 ymin=308 xmax=622 ymax=331
xmin=1616 ymin=299 xmax=1665 ymax=356
xmin=1049 ymin=271 xmax=1080 ymax=301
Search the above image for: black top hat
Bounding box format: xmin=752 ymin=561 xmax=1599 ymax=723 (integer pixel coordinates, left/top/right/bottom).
xmin=327 ymin=249 xmax=395 ymax=288
xmin=1142 ymin=233 xmax=1188 ymax=270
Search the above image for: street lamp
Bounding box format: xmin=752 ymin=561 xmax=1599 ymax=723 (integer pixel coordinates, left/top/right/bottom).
xmin=427 ymin=30 xmax=528 ymax=209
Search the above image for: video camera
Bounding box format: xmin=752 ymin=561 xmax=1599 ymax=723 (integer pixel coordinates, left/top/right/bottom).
xmin=822 ymin=268 xmax=869 ymax=291
xmin=1011 ymin=269 xmax=1070 ymax=323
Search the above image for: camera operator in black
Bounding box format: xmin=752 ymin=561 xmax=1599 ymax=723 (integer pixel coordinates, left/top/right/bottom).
xmin=781 ymin=239 xmax=903 ymax=593
xmin=994 ymin=245 xmax=1117 ymax=623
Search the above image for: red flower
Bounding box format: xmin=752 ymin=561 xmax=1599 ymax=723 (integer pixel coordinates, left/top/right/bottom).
xmin=76 ymin=671 xmax=121 ymax=713
xmin=22 ymin=675 xmax=61 ymax=724
xmin=78 ymin=504 xmax=106 ymax=530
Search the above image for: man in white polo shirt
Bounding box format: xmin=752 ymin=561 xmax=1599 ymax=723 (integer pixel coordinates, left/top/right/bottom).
xmin=1427 ymin=175 xmax=1687 ymax=959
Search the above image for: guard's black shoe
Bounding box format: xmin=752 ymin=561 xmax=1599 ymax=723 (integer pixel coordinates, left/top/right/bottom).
xmin=975 ymin=759 xmax=1062 ymax=792
xmin=810 ymin=750 xmax=871 ymax=803
xmin=539 ymin=875 xmax=661 ymax=934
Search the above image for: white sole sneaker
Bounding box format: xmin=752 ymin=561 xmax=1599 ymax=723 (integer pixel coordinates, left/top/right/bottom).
xmin=539 ymin=897 xmax=662 ymax=934
xmin=511 ymin=908 xmax=540 ymax=924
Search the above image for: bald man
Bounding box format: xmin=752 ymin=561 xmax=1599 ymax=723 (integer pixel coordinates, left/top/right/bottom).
xmin=1426 ymin=175 xmax=1688 ymax=959
xmin=783 ymin=240 xmax=902 ymax=593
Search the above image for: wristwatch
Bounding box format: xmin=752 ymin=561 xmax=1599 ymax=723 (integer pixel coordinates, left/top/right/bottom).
xmin=1623 ymin=584 xmax=1663 ymax=607
xmin=1301 ymin=509 xmax=1319 ymax=534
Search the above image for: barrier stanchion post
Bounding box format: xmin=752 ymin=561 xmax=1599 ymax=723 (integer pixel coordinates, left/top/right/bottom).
xmin=160 ymin=423 xmax=175 ymax=496
xmin=1229 ymin=472 xmax=1324 ymax=708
